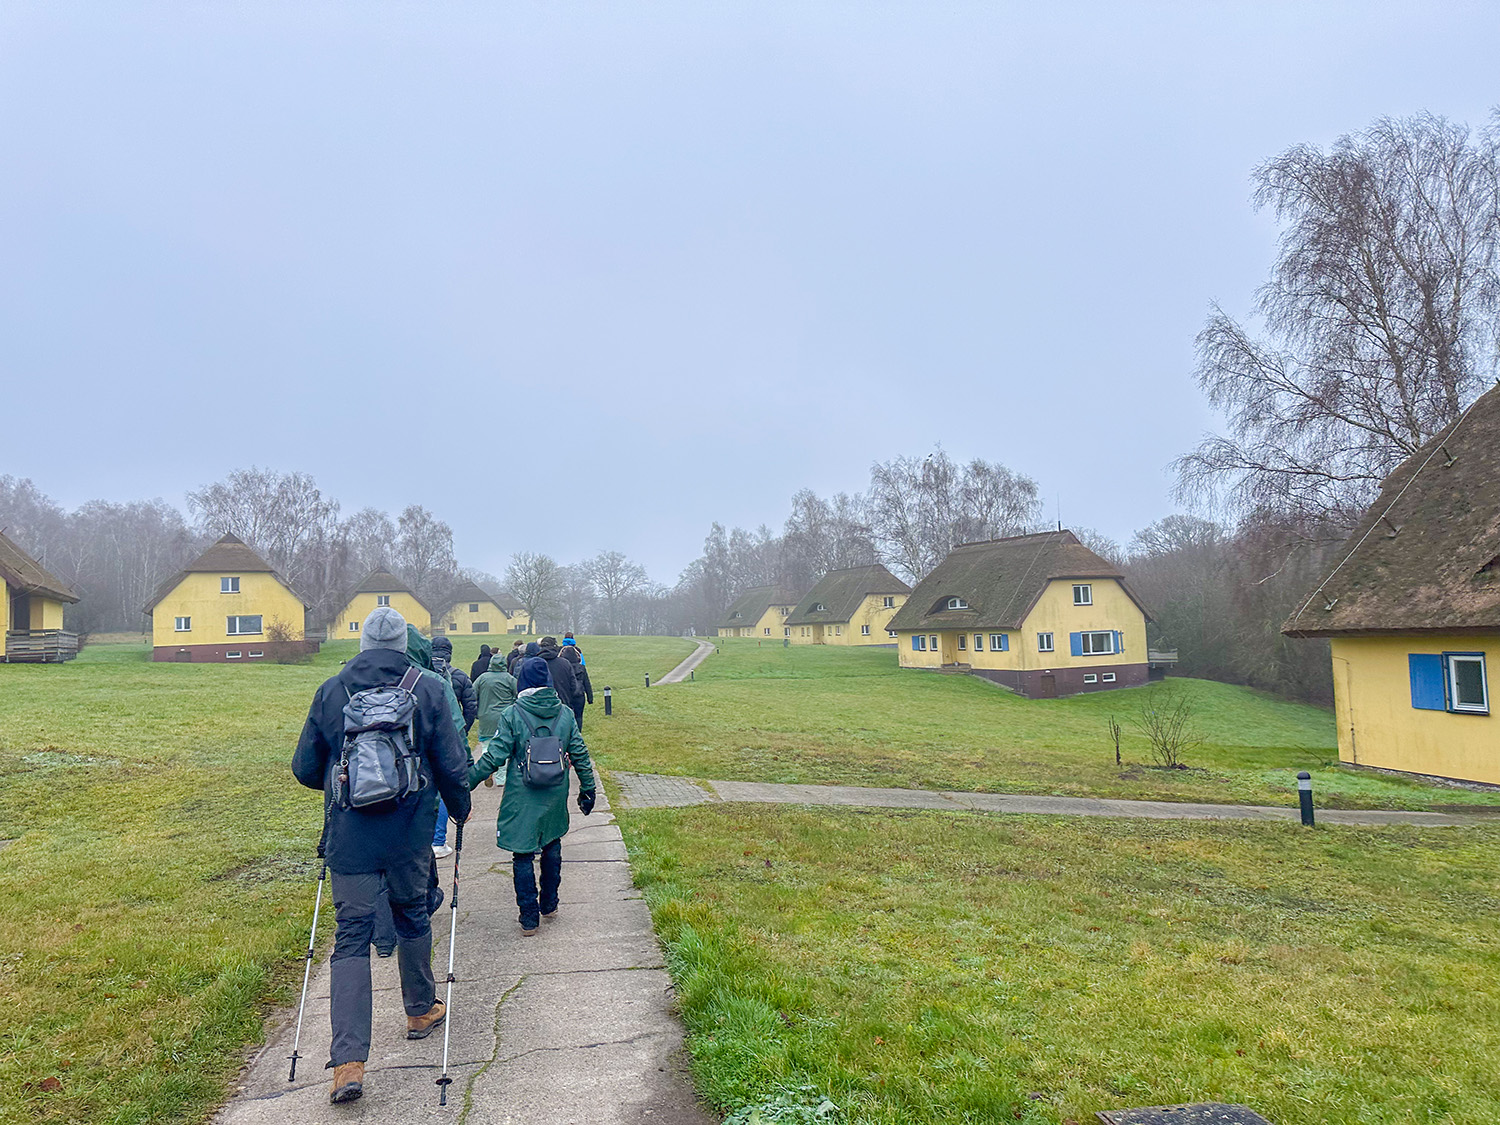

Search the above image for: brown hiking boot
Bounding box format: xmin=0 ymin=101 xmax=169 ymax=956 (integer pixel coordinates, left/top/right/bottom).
xmin=407 ymin=999 xmax=446 ymax=1040
xmin=329 ymin=1061 xmax=364 ymax=1103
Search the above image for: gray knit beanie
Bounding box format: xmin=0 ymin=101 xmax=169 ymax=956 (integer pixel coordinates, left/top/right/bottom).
xmin=361 ymin=607 xmax=408 ymax=651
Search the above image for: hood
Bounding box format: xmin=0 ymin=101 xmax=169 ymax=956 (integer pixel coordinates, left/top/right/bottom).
xmin=338 ymin=647 xmax=414 ymax=693
xmin=514 ymin=686 xmax=563 ymax=718
xmin=538 ymin=643 xmax=561 ymax=659
xmin=406 ymin=625 xmax=434 ymax=671
xmin=430 ymin=635 xmax=454 ymax=657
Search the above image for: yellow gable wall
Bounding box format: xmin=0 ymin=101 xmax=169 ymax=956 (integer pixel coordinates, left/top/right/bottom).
xmin=720 ymin=605 xmax=794 ymax=638
xmin=331 ymin=591 xmax=430 ymax=637
xmin=895 ymin=579 xmax=1146 ymax=669
xmin=788 ymin=595 xmax=906 ymax=645
xmin=151 ymin=572 xmax=305 ymax=647
xmin=437 ymin=600 xmax=530 ymax=637
xmin=1330 ymin=633 xmax=1500 ymax=784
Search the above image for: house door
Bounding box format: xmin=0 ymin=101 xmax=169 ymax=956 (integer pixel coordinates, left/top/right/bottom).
xmin=1037 ymin=672 xmax=1058 ymax=699
xmin=9 ymin=594 xmax=30 ymax=632
xmin=941 ymin=633 xmax=959 ymax=664
xmin=812 ymin=625 xmax=825 ymax=644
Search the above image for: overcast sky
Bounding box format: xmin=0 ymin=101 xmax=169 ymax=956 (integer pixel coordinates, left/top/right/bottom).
xmin=3 ymin=2 xmax=1497 ymax=582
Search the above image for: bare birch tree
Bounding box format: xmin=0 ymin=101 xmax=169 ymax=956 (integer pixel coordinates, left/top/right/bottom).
xmin=1178 ymin=112 xmax=1500 ymax=526
xmin=506 ymin=551 xmax=565 ymax=629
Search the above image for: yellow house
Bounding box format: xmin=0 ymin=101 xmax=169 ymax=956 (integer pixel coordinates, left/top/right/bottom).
xmin=330 ymin=569 xmax=430 ymax=639
xmin=1 ymin=531 xmax=80 ymax=663
xmin=887 ymin=530 xmax=1151 ymax=697
xmin=717 ymin=586 xmax=799 ymax=638
xmin=144 ymin=534 xmax=317 ymax=663
xmin=1284 ymin=385 xmax=1500 ymax=784
xmin=785 ymin=564 xmax=911 ymax=645
xmin=432 ymin=580 xmax=532 ymax=637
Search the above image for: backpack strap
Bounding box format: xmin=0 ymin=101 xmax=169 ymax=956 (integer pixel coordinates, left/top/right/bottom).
xmin=398 ymin=666 xmax=423 ymax=692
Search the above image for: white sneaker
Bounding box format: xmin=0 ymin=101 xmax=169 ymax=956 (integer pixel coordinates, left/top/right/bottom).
xmin=432 ymin=845 xmax=454 ymax=858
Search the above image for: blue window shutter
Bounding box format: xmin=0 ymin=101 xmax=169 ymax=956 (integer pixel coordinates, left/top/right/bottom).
xmin=1409 ymin=654 xmax=1446 ymax=710
xmin=1000 ymin=633 xmax=1009 ymax=652
xmin=1069 ymin=632 xmax=1083 ymax=657
xmin=1114 ymin=630 xmax=1123 ymax=655
xmin=911 ymin=636 xmax=919 ymax=651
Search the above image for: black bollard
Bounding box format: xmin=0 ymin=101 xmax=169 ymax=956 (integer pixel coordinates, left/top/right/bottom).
xmin=603 ymin=686 xmax=612 ymax=716
xmin=645 ymin=673 xmax=650 ymax=688
xmin=1297 ymin=771 xmax=1315 ymax=827
xmin=690 ymin=669 xmax=695 ymax=681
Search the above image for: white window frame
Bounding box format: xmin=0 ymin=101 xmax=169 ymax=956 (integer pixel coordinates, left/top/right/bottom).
xmin=1037 ymin=632 xmax=1054 ymax=653
xmin=1081 ymin=631 xmax=1115 ymax=656
xmin=886 ymin=629 xmax=898 ymax=639
xmin=785 ymin=627 xmax=791 ymax=637
xmin=1446 ymin=653 xmax=1490 ymax=714
xmin=861 ymin=624 xmax=871 ymax=635
xmin=764 ymin=627 xmax=772 ymax=636
xmin=348 ymin=621 xmax=360 ymax=632
xmin=174 ymin=616 xmax=191 ymax=632
xmin=989 ymin=634 xmax=1005 ymax=651
xmin=957 ymin=634 xmax=967 ymax=650
xmin=913 ymin=635 xmax=927 ymax=651
xmin=972 ymin=634 xmax=983 ymax=651
xmin=376 ymin=595 xmax=391 ymax=607
xmin=946 ymin=597 xmax=969 ymax=610
xmin=221 ymin=576 xmax=240 ymax=594
xmin=248 ymin=650 xmax=264 ymax=658
xmin=1073 ymin=584 xmax=1092 ymax=606
xmin=882 ymin=596 xmax=895 ymax=608
xmin=226 ymin=615 xmax=263 ymax=636
xmin=1102 ymin=672 xmax=1117 ymax=683
xmin=226 ymin=650 xmax=242 ymax=659
xmin=929 ymin=635 xmax=939 ymax=651
xmin=835 ymin=626 xmax=842 ymax=636
xmin=1083 ymin=673 xmax=1098 ymax=684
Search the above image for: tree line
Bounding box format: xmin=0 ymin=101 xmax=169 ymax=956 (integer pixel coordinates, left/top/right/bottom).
xmin=5 ymin=110 xmax=1493 ymax=706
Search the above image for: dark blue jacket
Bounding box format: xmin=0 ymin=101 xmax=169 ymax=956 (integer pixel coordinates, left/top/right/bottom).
xmin=292 ymin=647 xmax=473 ymax=874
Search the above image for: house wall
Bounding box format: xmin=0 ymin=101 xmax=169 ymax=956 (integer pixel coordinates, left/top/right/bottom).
xmin=1 ymin=576 xmax=8 ymax=659
xmin=31 ymin=598 xmax=65 ymax=630
xmin=1330 ymin=633 xmax=1500 ymax=784
xmin=331 ymin=591 xmax=430 ymax=638
xmin=436 ymin=600 xmax=530 ymax=636
xmin=789 ymin=595 xmax=908 ymax=646
xmin=151 ymin=572 xmax=306 ymax=650
xmin=720 ymin=605 xmax=794 ymax=639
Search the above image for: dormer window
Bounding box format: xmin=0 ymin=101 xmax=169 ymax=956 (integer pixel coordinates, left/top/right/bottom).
xmin=813 ymin=603 xmax=826 ymax=612
xmin=730 ymin=612 xmax=742 ymax=619
xmin=946 ymin=597 xmax=968 ymax=610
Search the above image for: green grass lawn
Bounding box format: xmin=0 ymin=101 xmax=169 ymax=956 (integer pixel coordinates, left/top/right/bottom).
xmin=0 ymin=633 xmax=692 ymax=1125
xmin=620 ymin=803 xmax=1500 ymax=1124
xmin=594 ymin=638 xmax=1500 ymax=811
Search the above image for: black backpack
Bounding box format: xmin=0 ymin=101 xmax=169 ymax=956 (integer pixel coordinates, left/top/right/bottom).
xmin=335 ymin=666 xmax=426 ymax=811
xmin=514 ymin=708 xmax=569 ymax=789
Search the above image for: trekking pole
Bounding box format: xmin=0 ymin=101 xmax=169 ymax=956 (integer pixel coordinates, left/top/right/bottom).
xmin=436 ymin=817 xmax=464 ymax=1105
xmin=287 ymin=849 xmax=329 ymax=1082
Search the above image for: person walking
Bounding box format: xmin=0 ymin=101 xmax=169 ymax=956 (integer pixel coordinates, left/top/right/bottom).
xmin=536 ymin=636 xmax=583 ymax=724
xmin=470 ymin=643 xmax=493 ymax=682
xmin=291 ymin=607 xmax=472 ymax=1105
xmin=474 ymin=655 xmax=519 ymax=741
xmin=469 ymin=655 xmax=596 ymax=933
xmin=423 ymin=633 xmax=474 ymax=860
xmin=560 ymin=632 xmax=593 ymax=731
xmin=504 ymin=638 xmax=526 ymax=675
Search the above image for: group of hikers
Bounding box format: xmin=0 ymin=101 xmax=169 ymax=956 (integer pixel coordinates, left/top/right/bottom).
xmin=291 ymin=607 xmax=598 ymax=1104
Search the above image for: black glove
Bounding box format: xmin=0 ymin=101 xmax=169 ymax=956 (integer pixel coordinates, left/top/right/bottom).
xmin=577 ymin=789 xmax=596 ymax=816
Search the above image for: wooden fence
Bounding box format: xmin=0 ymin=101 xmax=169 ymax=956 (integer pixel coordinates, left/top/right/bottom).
xmin=4 ymin=630 xmax=80 ymax=663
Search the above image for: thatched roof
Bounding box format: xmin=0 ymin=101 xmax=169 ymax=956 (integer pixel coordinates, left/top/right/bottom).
xmin=785 ymin=564 xmax=911 ymax=626
xmin=435 ymin=580 xmax=522 ymax=617
xmin=144 ymin=534 xmax=305 ymax=613
xmin=886 ymin=530 xmax=1148 ymax=632
xmin=719 ymin=585 xmax=798 ymax=629
xmin=352 ymin=569 xmax=418 ymax=597
xmin=0 ymin=531 xmax=79 ymax=604
xmin=1284 ymin=383 xmax=1500 ymax=637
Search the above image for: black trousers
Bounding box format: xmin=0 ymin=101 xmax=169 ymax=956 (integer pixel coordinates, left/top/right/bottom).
xmin=512 ymin=839 xmax=563 ymax=928
xmin=329 ymin=853 xmax=436 ymax=1066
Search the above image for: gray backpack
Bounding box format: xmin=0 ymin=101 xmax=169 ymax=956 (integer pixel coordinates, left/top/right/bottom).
xmin=515 ymin=708 xmax=568 ymax=789
xmin=335 ymin=667 xmax=426 ymax=811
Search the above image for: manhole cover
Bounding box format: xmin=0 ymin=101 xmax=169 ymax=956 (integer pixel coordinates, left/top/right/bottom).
xmin=1097 ymin=1106 xmax=1273 ymax=1125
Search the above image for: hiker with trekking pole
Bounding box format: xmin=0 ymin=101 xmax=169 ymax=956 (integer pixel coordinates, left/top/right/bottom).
xmin=290 ymin=607 xmax=473 ymax=1105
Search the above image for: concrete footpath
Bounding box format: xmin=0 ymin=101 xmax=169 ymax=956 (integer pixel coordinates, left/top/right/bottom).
xmin=611 ymin=770 xmax=1478 ymax=826
xmin=214 ymin=780 xmax=713 ymax=1124
xmin=654 ymin=640 xmax=716 ymax=685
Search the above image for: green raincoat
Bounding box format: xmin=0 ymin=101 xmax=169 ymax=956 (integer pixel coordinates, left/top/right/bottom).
xmin=406 ymin=625 xmax=467 ymax=746
xmin=474 ymin=666 xmax=519 ymax=740
xmin=468 ymin=687 xmax=596 ymax=854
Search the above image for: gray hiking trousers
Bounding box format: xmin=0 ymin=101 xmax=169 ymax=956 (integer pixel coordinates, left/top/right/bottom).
xmin=329 ymin=855 xmax=436 ymax=1065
